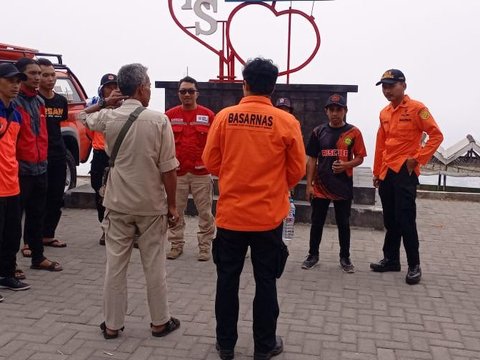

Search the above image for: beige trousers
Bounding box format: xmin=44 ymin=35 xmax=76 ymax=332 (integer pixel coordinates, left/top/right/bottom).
xmin=168 ymin=173 xmax=215 ymax=251
xmin=102 ymin=209 xmax=171 ymax=329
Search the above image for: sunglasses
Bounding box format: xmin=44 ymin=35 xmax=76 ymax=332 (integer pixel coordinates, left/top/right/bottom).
xmin=178 ymin=89 xmax=198 ymax=95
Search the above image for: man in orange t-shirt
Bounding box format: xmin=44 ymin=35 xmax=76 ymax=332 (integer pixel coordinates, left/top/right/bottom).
xmin=370 ymin=69 xmax=443 ymax=285
xmin=203 ymin=57 xmax=305 ymax=360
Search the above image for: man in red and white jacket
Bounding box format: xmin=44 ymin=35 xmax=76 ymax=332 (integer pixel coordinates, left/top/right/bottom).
xmin=165 ymin=76 xmax=215 ymax=261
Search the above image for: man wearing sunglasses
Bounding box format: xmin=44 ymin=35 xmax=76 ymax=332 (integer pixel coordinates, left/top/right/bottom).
xmin=165 ymin=76 xmax=215 ymax=261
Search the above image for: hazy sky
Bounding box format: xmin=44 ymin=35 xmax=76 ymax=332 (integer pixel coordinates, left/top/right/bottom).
xmin=4 ymin=0 xmax=480 ymax=169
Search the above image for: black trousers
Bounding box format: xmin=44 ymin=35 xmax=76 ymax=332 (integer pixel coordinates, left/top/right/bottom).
xmin=213 ymin=225 xmax=284 ymax=354
xmin=0 ymin=195 xmax=22 ymax=278
xmin=43 ymin=159 xmax=66 ymax=238
xmin=308 ymin=197 xmax=352 ymax=259
xmin=20 ymin=173 xmax=47 ymax=265
xmin=379 ymin=165 xmax=420 ymax=267
xmin=90 ymin=149 xmax=109 ymax=223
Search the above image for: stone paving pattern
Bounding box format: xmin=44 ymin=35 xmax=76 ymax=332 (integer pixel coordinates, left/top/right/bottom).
xmin=1 ymin=198 xmax=479 ymax=360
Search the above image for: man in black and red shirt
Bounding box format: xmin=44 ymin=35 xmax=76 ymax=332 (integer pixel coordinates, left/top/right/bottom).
xmin=38 ymin=58 xmax=68 ymax=249
xmin=14 ymin=58 xmax=62 ymax=272
xmin=302 ymin=94 xmax=367 ymax=272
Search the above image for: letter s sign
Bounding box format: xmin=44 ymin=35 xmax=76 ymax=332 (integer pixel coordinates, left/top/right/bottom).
xmin=194 ymin=0 xmax=218 ymax=35
xmin=182 ymin=0 xmax=218 ymax=36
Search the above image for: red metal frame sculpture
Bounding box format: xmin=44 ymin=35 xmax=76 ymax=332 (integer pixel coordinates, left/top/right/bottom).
xmin=168 ymin=0 xmax=321 ymax=83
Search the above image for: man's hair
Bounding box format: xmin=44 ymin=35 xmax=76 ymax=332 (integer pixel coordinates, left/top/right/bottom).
xmin=178 ymin=76 xmax=198 ymax=90
xmin=242 ymin=57 xmax=278 ymax=95
xmin=37 ymin=58 xmax=53 ymax=67
xmin=117 ymin=63 xmax=148 ymax=96
xmin=15 ymin=57 xmax=39 ymax=73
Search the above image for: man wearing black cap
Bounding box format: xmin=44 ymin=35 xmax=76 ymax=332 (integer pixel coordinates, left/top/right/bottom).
xmin=302 ymin=94 xmax=367 ymax=272
xmin=0 ymin=63 xmax=31 ymax=293
xmin=88 ymin=73 xmax=118 ymax=245
xmin=371 ymin=69 xmax=443 ymax=285
xmin=275 ymin=97 xmax=293 ymax=114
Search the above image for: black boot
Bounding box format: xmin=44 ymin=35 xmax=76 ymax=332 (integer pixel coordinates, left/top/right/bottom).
xmin=254 ymin=336 xmax=283 ymax=360
xmin=405 ymin=265 xmax=422 ymax=285
xmin=370 ymin=258 xmax=401 ymax=272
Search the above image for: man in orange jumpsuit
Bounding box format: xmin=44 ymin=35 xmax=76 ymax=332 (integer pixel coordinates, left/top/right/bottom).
xmin=203 ymin=58 xmax=305 ymax=360
xmin=370 ymin=69 xmax=443 ymax=285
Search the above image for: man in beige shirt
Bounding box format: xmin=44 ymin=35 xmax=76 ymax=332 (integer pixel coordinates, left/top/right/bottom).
xmin=80 ymin=63 xmax=180 ymax=339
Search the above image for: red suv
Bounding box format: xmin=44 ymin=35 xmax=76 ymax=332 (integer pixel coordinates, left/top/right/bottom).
xmin=0 ymin=43 xmax=91 ymax=190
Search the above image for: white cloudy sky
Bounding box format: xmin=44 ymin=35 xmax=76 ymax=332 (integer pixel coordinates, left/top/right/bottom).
xmin=3 ymin=0 xmax=480 ymax=170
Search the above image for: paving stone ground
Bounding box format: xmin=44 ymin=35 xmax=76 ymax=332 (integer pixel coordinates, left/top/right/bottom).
xmin=1 ymin=198 xmax=479 ymax=360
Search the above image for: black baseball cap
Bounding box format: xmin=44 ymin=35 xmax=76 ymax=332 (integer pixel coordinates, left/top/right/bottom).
xmin=275 ymin=97 xmax=293 ymax=110
xmin=0 ymin=63 xmax=27 ymax=80
xmin=376 ymin=69 xmax=406 ymax=86
xmin=100 ymin=73 xmax=117 ymax=86
xmin=325 ymin=94 xmax=347 ymax=108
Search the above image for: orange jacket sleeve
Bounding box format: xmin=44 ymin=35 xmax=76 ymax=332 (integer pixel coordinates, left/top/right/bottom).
xmin=373 ymin=120 xmax=385 ymax=178
xmin=413 ymin=108 xmax=443 ymax=165
xmin=202 ymin=116 xmax=222 ymax=176
xmin=286 ymin=120 xmax=306 ymax=189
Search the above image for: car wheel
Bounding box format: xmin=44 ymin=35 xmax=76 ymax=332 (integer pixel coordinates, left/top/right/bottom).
xmin=65 ymin=149 xmax=77 ymax=192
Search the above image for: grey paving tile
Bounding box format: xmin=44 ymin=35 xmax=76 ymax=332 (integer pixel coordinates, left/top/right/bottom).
xmin=0 ymin=199 xmax=479 ymax=359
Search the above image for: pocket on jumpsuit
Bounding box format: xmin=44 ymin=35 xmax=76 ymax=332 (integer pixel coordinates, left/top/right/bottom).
xmin=276 ymin=240 xmax=289 ymax=279
xmin=212 ymin=238 xmax=219 ymax=265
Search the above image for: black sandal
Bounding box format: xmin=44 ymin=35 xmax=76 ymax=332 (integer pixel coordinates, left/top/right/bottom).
xmin=100 ymin=321 xmax=124 ymax=339
xmin=151 ymin=317 xmax=180 ymax=337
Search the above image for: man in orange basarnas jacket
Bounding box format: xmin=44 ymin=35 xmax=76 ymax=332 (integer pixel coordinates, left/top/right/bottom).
xmin=370 ymin=69 xmax=443 ymax=285
xmin=0 ymin=63 xmax=31 ymax=296
xmin=203 ymin=57 xmax=305 ymax=360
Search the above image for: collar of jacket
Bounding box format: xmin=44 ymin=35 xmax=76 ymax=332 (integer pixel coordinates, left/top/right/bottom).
xmin=239 ymin=95 xmax=273 ymax=106
xmin=20 ymin=86 xmax=38 ymax=99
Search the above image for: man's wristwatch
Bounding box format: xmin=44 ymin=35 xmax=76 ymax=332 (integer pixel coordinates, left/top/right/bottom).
xmin=98 ymin=98 xmax=106 ymax=109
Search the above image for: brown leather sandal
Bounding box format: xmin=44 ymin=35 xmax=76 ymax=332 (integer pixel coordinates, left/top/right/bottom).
xmin=100 ymin=322 xmax=124 ymax=339
xmin=151 ymin=317 xmax=180 ymax=337
xmin=21 ymin=245 xmax=31 ymax=258
xmin=14 ymin=268 xmax=26 ymax=280
xmin=30 ymin=259 xmax=63 ymax=272
xmin=43 ymin=239 xmax=67 ymax=248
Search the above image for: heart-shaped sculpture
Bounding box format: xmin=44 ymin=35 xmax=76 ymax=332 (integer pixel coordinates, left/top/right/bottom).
xmin=168 ymin=0 xmax=225 ymax=61
xmin=226 ymin=2 xmax=320 ymax=76
xmin=168 ymin=0 xmax=320 ymax=79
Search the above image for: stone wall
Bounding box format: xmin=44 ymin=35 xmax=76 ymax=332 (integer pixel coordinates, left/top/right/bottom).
xmin=155 ymin=81 xmax=358 ymax=144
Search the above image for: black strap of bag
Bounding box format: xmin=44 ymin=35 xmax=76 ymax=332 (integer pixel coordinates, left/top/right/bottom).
xmin=108 ymin=106 xmax=146 ymax=167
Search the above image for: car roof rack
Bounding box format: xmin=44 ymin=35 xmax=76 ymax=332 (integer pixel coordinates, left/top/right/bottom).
xmin=0 ymin=43 xmax=64 ymax=65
